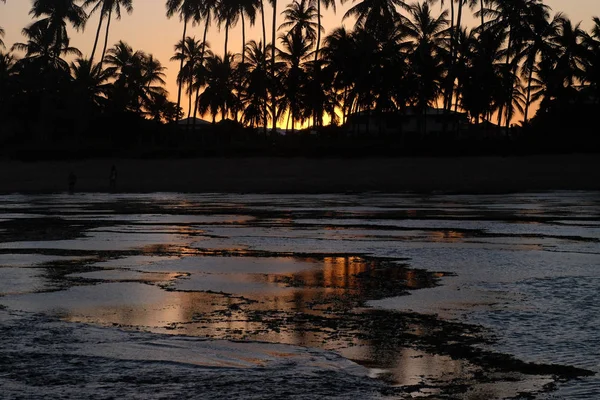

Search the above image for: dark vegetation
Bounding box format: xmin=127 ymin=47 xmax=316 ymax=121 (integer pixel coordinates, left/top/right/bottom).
xmin=1 ymin=0 xmax=600 ymax=159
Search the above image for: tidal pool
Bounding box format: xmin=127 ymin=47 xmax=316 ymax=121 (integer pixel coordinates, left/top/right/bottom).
xmin=1 ymin=192 xmax=599 ymax=399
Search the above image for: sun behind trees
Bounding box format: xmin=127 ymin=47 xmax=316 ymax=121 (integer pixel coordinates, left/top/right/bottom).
xmin=1 ymin=0 xmax=600 ymax=157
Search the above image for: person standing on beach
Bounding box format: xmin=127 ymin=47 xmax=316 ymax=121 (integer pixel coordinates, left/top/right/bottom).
xmin=109 ymin=165 xmax=117 ymax=191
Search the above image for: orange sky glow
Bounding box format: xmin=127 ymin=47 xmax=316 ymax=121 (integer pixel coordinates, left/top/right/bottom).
xmin=1 ymin=0 xmax=599 ymax=124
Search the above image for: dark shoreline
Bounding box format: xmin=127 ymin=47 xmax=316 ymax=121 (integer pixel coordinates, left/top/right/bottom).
xmin=1 ymin=154 xmax=599 ymax=195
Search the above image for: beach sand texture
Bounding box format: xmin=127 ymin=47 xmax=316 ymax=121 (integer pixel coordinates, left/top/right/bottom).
xmin=0 ymin=154 xmax=598 ymax=194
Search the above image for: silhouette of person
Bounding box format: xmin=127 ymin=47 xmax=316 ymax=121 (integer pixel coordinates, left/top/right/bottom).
xmin=109 ymin=165 xmax=117 ymax=191
xmin=68 ymin=171 xmax=77 ymax=194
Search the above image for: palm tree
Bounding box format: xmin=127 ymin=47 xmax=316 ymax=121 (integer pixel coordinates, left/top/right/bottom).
xmin=104 ymin=41 xmax=168 ymax=114
xmin=141 ymin=54 xmax=169 ymax=115
xmin=166 ymin=0 xmax=202 ymax=121
xmin=171 ymin=36 xmax=204 ymax=120
xmin=198 ymin=53 xmax=239 ymax=122
xmin=103 ymin=40 xmax=135 ymax=76
xmin=238 ymin=0 xmax=261 ymax=64
xmin=342 ymin=0 xmax=408 ymax=35
xmin=239 ymin=40 xmax=270 ymax=129
xmin=82 ymin=0 xmax=133 ymax=65
xmin=268 ymin=0 xmax=278 ymax=132
xmin=496 ymin=62 xmax=527 ymax=130
xmin=13 ymin=22 xmax=81 ymax=73
xmin=70 ymin=57 xmax=113 ymax=107
xmin=216 ymin=2 xmax=237 ymax=57
xmin=259 ymin=0 xmax=268 ymax=55
xmin=458 ymin=27 xmax=505 ymax=124
xmin=146 ymin=92 xmax=181 ymax=123
xmin=454 ymin=0 xmax=485 ymax=41
xmin=279 ymin=0 xmax=320 ymax=45
xmin=472 ymin=0 xmax=487 ymax=28
xmin=190 ymin=44 xmax=213 ymax=124
xmin=312 ymin=0 xmax=337 ymax=129
xmin=517 ymin=11 xmax=562 ymax=125
xmin=322 ymin=27 xmax=353 ymax=123
xmin=279 ymin=0 xmax=321 ymax=126
xmin=0 ymin=0 xmax=5 ymax=50
xmin=29 ymin=0 xmax=87 ymax=59
xmin=337 ymin=27 xmax=381 ymax=133
xmin=484 ymin=0 xmax=550 ymax=129
xmin=13 ymin=21 xmax=82 ymax=138
xmin=0 ymin=51 xmax=15 ymax=83
xmin=453 ymin=0 xmax=486 ymax=94
xmin=402 ymin=2 xmax=448 ymax=121
xmin=196 ymin=0 xmax=220 ymax=118
xmin=69 ymin=56 xmax=113 ymax=136
xmin=552 ymin=17 xmax=586 ymax=88
xmin=581 ymin=17 xmax=600 ymax=102
xmin=103 ymin=40 xmax=140 ymax=111
xmin=0 ymin=51 xmax=16 ymax=113
xmin=277 ymin=30 xmax=312 ymax=132
xmin=314 ymin=0 xmax=336 ymax=63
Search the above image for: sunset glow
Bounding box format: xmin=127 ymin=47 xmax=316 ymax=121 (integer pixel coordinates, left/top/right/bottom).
xmin=2 ymin=0 xmax=598 ymax=123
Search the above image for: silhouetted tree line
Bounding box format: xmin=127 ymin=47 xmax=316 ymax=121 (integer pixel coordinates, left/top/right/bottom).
xmin=1 ymin=0 xmax=600 ymax=158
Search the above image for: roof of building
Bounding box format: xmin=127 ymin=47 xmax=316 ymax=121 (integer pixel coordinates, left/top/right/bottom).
xmin=350 ymin=107 xmax=467 ymax=117
xmin=176 ymin=117 xmax=211 ymax=126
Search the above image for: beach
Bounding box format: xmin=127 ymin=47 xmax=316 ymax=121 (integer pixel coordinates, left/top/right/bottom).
xmin=1 ymin=154 xmax=599 ymax=194
xmin=1 ymin=157 xmax=600 ymax=399
xmin=1 ymin=191 xmax=599 ymax=399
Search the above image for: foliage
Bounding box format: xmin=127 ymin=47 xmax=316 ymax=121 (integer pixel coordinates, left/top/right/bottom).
xmin=1 ymin=0 xmax=600 ymax=155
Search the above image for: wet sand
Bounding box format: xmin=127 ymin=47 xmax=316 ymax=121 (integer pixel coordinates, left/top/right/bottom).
xmin=1 ymin=192 xmax=599 ymax=398
xmin=1 ymin=154 xmax=599 ymax=194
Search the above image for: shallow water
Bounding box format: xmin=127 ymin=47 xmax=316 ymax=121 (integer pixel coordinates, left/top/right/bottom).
xmin=1 ymin=191 xmax=599 ymax=399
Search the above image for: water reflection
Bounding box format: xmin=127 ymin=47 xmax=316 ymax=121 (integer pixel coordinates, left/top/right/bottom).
xmin=2 ymin=253 xmax=446 ymax=381
xmin=2 ymin=192 xmax=600 ymax=398
xmin=428 ymin=230 xmax=465 ymax=243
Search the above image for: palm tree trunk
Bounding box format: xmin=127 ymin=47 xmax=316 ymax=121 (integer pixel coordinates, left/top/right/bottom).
xmin=195 ymin=16 xmax=210 ymax=131
xmin=241 ymin=8 xmax=246 ymax=64
xmin=100 ymin=8 xmax=113 ymax=69
xmin=202 ymin=15 xmax=210 ymax=56
xmin=271 ymin=0 xmax=278 ymax=134
xmin=496 ymin=105 xmax=503 ymax=127
xmin=524 ymin=61 xmax=534 ymax=125
xmin=224 ymin=16 xmax=230 ymax=56
xmin=479 ymin=0 xmax=485 ymax=28
xmin=260 ymin=1 xmax=268 ymax=136
xmin=193 ymin=86 xmax=200 ymax=129
xmin=504 ymin=31 xmax=512 ymax=136
xmin=90 ymin=13 xmax=104 ymax=64
xmin=505 ymin=104 xmax=511 ymax=136
xmin=445 ymin=0 xmax=455 ymax=111
xmin=176 ymin=18 xmax=188 ymax=122
xmin=261 ymin=1 xmax=267 ymax=54
xmin=315 ymin=0 xmax=321 ymax=63
xmin=342 ymin=87 xmax=348 ymax=125
xmin=453 ymin=0 xmax=464 ymax=113
xmin=188 ymin=79 xmax=193 ymax=120
xmin=191 ymin=16 xmax=210 ymax=131
xmin=456 ymin=1 xmax=463 ymax=42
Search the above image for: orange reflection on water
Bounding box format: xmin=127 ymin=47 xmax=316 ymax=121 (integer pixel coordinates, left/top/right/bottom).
xmin=429 ymin=230 xmax=465 ymax=243
xmin=59 ymin=255 xmax=440 ymax=361
xmin=52 ymin=253 xmax=455 ymax=386
xmin=65 ymin=288 xmax=233 ymax=329
xmin=322 ymin=256 xmax=368 ymax=289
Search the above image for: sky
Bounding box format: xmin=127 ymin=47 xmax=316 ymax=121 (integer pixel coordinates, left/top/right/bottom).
xmin=1 ymin=0 xmax=599 ymax=120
